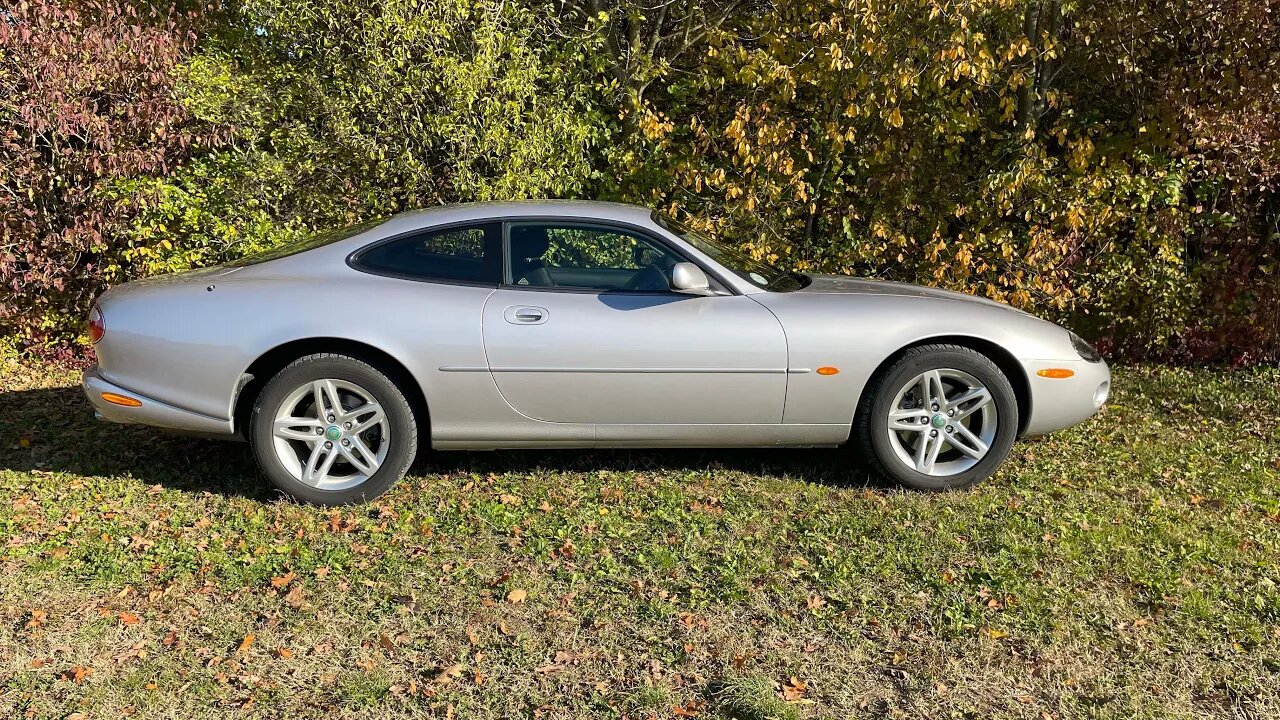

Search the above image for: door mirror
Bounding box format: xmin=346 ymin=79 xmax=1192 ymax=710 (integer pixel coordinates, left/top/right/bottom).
xmin=670 ymin=262 xmax=713 ymax=295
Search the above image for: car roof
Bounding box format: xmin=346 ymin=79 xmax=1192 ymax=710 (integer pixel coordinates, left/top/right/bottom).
xmin=392 ymin=200 xmax=656 ymax=228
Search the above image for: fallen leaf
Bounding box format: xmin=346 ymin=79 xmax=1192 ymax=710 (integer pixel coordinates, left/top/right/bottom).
xmin=379 ymin=633 xmax=396 ymax=652
xmin=237 ymin=634 xmax=255 ymax=654
xmin=672 ymin=701 xmax=704 ymax=717
xmin=275 ymin=647 xmax=293 ymax=659
xmin=270 ymin=571 xmax=296 ymax=589
xmin=782 ymin=676 xmax=808 ymax=701
xmin=119 ymin=611 xmax=141 ymax=626
xmin=507 ymin=589 xmax=527 ymax=604
xmin=63 ymin=666 xmax=93 ymax=683
xmin=434 ymin=663 xmax=466 ymax=684
xmin=283 ymin=584 xmax=304 ymax=609
xmin=25 ymin=609 xmax=46 ymax=629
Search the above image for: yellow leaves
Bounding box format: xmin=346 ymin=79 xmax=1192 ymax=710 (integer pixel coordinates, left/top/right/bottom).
xmin=506 ymin=588 xmax=527 ymax=604
xmin=888 ymin=107 xmax=904 ymax=128
xmin=237 ymin=633 xmax=255 ymax=654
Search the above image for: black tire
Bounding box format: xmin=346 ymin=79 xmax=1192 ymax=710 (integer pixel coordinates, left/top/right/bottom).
xmin=853 ymin=344 xmax=1018 ymax=491
xmin=249 ymin=353 xmax=418 ymax=505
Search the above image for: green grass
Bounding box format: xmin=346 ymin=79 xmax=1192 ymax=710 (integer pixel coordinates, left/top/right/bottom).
xmin=1 ymin=351 xmax=1278 ymax=719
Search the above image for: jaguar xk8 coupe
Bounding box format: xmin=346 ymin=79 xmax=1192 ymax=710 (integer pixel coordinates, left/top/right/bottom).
xmin=84 ymin=201 xmax=1109 ymax=504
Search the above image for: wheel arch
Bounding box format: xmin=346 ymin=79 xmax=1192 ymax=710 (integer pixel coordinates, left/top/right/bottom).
xmin=867 ymin=335 xmax=1032 ymax=435
xmin=233 ymin=338 xmax=430 ymax=439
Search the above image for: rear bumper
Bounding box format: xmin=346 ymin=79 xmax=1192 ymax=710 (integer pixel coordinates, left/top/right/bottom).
xmin=1020 ymin=358 xmax=1111 ymax=436
xmin=82 ymin=366 xmax=235 ymax=436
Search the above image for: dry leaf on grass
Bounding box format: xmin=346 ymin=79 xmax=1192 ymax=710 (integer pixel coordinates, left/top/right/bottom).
xmin=782 ymin=676 xmax=808 ymax=701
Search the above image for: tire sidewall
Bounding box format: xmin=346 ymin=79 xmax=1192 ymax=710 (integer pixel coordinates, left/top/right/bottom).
xmin=866 ymin=348 xmax=1018 ymax=491
xmin=250 ymin=355 xmax=417 ymax=505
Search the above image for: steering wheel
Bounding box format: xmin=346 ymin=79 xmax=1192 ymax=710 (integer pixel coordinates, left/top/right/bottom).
xmin=624 ymin=264 xmax=671 ymax=292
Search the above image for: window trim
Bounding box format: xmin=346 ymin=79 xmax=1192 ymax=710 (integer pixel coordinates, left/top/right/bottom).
xmin=498 ymin=218 xmax=736 ymax=296
xmin=346 ymin=220 xmax=504 ymax=288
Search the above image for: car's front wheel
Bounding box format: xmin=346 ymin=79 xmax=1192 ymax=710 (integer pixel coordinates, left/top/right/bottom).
xmin=854 ymin=344 xmax=1018 ymax=490
xmin=249 ymin=353 xmax=418 ymax=505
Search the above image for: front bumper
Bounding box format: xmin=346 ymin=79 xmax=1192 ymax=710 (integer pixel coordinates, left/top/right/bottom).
xmin=1020 ymin=358 xmax=1111 ymax=436
xmin=83 ymin=366 xmax=234 ymax=436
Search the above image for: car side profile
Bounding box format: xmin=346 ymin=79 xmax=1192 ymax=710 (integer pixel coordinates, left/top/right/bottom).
xmin=83 ymin=201 xmax=1110 ymax=504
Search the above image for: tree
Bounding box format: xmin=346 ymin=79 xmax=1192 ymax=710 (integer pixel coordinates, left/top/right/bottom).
xmin=0 ymin=0 xmax=212 ymax=350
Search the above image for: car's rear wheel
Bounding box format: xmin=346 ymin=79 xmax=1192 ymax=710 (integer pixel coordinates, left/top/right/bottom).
xmin=854 ymin=344 xmax=1018 ymax=490
xmin=249 ymin=353 xmax=417 ymax=505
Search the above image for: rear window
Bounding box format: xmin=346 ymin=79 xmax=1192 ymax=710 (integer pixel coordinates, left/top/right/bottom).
xmin=351 ymin=223 xmax=502 ymax=284
xmin=231 ymin=217 xmax=388 ymax=266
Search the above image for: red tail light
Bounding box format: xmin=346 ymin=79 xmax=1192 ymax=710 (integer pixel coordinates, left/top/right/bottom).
xmin=88 ymin=305 xmax=105 ymax=344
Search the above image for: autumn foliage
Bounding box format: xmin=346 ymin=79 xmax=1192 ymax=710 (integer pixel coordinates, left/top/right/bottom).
xmin=0 ymin=0 xmax=1276 ymax=363
xmin=0 ymin=0 xmax=213 ymax=354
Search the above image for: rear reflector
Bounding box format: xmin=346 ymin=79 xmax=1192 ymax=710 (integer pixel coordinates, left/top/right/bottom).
xmin=1037 ymin=368 xmax=1075 ymax=379
xmin=101 ymin=392 xmax=142 ymax=407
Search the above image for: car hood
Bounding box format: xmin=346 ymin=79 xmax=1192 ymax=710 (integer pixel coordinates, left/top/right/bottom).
xmin=798 ymin=274 xmax=1017 ymax=311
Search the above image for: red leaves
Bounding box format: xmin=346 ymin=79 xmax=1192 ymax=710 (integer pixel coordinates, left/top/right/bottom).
xmin=0 ymin=0 xmax=217 ymax=345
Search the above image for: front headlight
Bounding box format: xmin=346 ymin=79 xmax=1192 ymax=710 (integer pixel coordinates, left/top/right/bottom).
xmin=1069 ymin=331 xmax=1102 ymax=363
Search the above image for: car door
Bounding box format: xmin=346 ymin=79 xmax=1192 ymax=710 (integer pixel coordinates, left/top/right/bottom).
xmin=481 ymin=221 xmax=788 ymax=425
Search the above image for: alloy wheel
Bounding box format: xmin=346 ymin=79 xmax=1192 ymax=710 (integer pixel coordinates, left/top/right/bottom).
xmin=885 ymin=368 xmax=997 ymax=476
xmin=270 ymin=378 xmax=389 ymax=490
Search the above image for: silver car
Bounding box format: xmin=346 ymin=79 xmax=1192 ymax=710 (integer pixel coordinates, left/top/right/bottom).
xmin=82 ymin=201 xmax=1109 ymax=504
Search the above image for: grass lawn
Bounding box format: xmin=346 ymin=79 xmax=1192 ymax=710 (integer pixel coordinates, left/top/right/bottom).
xmin=2 ymin=353 xmax=1278 ymax=719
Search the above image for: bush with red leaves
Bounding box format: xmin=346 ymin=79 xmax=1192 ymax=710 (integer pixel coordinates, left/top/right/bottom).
xmin=0 ymin=0 xmax=213 ymax=353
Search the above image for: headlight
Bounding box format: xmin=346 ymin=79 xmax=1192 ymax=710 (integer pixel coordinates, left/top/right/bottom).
xmin=1069 ymin=331 xmax=1102 ymax=363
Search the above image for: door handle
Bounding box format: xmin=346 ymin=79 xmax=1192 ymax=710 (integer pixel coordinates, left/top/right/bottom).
xmin=504 ymin=305 xmax=548 ymax=325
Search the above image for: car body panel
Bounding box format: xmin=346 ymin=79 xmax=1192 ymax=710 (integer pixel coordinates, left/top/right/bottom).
xmin=83 ymin=201 xmax=1109 ymax=451
xmin=480 ymin=289 xmax=788 ymax=424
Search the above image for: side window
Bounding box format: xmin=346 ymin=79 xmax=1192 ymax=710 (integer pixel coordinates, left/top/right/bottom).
xmin=506 ymin=224 xmax=682 ymax=292
xmin=354 ymin=223 xmax=501 ymax=284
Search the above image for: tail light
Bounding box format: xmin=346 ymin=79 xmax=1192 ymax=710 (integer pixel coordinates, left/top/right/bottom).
xmin=88 ymin=305 xmax=105 ymax=344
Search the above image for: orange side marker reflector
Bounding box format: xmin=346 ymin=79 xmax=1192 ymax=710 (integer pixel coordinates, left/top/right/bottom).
xmin=817 ymin=366 xmax=840 ymax=376
xmin=1037 ymin=368 xmax=1075 ymax=379
xmin=101 ymin=392 xmax=142 ymax=407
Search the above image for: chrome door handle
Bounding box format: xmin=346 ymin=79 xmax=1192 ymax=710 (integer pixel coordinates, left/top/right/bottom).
xmin=504 ymin=305 xmax=548 ymax=324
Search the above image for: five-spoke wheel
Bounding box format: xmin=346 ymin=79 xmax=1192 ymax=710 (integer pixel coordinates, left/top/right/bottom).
xmin=251 ymin=353 xmax=417 ymax=505
xmin=271 ymin=378 xmax=390 ymax=490
xmin=854 ymin=344 xmax=1017 ymax=490
xmin=886 ymin=368 xmax=996 ymax=476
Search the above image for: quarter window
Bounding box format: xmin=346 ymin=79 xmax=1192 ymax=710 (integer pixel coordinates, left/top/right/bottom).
xmin=354 ymin=223 xmax=501 ymax=284
xmin=506 ymin=223 xmax=683 ymax=292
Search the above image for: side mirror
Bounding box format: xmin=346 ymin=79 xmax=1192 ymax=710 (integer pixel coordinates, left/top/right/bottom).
xmin=671 ymin=262 xmax=714 ymax=295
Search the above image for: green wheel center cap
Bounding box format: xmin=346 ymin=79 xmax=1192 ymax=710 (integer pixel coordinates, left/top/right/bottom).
xmin=931 ymin=414 xmax=947 ymax=428
xmin=326 ymin=425 xmax=342 ymax=441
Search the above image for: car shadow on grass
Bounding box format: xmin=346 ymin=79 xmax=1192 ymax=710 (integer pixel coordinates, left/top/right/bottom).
xmin=2 ymin=386 xmax=883 ymax=501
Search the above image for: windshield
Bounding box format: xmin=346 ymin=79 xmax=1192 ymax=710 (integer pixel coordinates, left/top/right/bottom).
xmin=230 ymin=217 xmax=388 ymax=266
xmin=653 ymin=214 xmax=808 ymax=292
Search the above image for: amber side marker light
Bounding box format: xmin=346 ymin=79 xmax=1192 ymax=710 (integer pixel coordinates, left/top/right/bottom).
xmin=817 ymin=366 xmax=840 ymax=376
xmin=1037 ymin=368 xmax=1075 ymax=379
xmin=101 ymin=392 xmax=142 ymax=407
